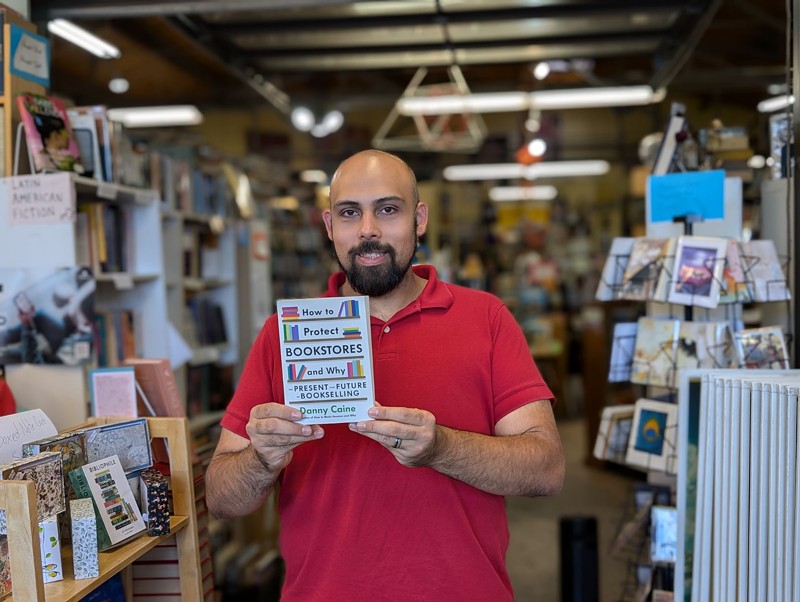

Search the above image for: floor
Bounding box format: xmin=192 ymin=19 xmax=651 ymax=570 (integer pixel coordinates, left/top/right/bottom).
xmin=506 ymin=417 xmax=642 ymax=602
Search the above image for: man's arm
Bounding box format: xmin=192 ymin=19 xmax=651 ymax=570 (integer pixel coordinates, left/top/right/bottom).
xmin=206 ymin=403 xmax=324 ymax=519
xmin=349 ymin=400 xmax=564 ymax=497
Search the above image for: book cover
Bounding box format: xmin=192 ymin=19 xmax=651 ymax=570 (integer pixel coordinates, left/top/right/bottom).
xmin=67 ymin=107 xmax=102 ymax=180
xmin=122 ymin=358 xmax=185 ymax=417
xmin=90 ymin=366 xmax=138 ymax=418
xmin=84 ymin=418 xmax=153 ymax=475
xmin=68 ymin=454 xmax=145 ymax=551
xmin=0 ymin=451 xmax=65 ymax=527
xmin=277 ymin=296 xmax=376 ymax=424
xmin=16 ymin=93 xmax=84 ymax=174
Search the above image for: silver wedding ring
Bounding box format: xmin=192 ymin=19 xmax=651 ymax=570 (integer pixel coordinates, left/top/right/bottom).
xmin=393 ymin=437 xmax=402 ymax=449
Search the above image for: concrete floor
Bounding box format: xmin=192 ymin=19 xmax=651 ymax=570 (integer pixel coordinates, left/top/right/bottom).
xmin=506 ymin=418 xmax=642 ymax=602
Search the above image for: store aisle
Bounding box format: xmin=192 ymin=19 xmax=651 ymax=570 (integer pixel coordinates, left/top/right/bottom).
xmin=506 ymin=418 xmax=639 ymax=602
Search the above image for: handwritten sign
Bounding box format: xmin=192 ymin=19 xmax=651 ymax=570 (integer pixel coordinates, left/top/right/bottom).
xmin=5 ymin=172 xmax=75 ymax=225
xmin=647 ymin=170 xmax=725 ymax=223
xmin=0 ymin=409 xmax=57 ymax=463
xmin=9 ymin=25 xmax=50 ymax=87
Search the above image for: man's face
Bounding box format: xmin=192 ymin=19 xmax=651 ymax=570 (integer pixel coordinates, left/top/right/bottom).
xmin=323 ymin=153 xmax=427 ymax=297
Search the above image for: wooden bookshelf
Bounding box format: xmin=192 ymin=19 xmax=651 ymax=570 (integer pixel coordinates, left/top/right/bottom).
xmin=0 ymin=417 xmax=203 ymax=602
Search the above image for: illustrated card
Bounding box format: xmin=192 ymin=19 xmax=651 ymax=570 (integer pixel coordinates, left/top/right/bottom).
xmin=625 ymin=398 xmax=679 ymax=474
xmin=667 ymin=236 xmax=727 ymax=308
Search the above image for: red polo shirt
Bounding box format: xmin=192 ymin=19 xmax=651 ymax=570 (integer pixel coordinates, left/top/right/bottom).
xmin=221 ymin=265 xmax=552 ymax=601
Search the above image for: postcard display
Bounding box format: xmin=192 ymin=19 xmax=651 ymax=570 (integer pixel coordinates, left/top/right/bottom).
xmin=594 ymin=170 xmax=794 ymax=600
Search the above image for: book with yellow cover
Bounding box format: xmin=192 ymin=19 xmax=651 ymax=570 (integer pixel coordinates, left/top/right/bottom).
xmin=277 ymin=295 xmax=375 ymax=424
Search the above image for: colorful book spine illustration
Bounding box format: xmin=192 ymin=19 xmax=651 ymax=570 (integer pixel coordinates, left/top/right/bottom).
xmin=343 ymin=327 xmax=361 ymax=338
xmin=283 ymin=323 xmax=300 ymax=341
xmin=287 ymin=364 xmax=308 ymax=381
xmin=281 ymin=306 xmax=300 ymax=320
xmin=338 ymin=299 xmax=360 ymax=317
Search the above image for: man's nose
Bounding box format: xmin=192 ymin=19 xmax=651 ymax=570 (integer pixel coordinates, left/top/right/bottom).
xmin=358 ymin=214 xmax=380 ymax=239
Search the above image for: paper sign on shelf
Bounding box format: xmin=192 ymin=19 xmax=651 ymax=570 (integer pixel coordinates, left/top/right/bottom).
xmin=9 ymin=25 xmax=50 ymax=87
xmin=0 ymin=408 xmax=57 ymax=464
xmin=277 ymin=296 xmax=376 ymax=424
xmin=647 ymin=169 xmax=725 ymax=223
xmin=4 ymin=173 xmax=75 ymax=225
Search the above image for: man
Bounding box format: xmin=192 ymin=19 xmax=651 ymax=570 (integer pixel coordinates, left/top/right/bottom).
xmin=206 ymin=149 xmax=565 ymax=601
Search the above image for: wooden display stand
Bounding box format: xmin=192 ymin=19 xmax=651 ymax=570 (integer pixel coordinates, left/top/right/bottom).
xmin=0 ymin=417 xmax=203 ymax=601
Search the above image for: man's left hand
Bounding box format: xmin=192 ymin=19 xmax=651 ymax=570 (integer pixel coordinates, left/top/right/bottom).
xmin=348 ymin=403 xmax=439 ymax=467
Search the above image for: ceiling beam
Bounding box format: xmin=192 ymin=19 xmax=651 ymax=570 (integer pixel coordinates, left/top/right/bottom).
xmin=31 ymin=0 xmax=354 ymax=20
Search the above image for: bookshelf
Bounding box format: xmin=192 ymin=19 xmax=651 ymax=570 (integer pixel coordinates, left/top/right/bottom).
xmin=0 ymin=173 xmax=169 ymax=431
xmin=0 ymin=416 xmax=203 ymax=601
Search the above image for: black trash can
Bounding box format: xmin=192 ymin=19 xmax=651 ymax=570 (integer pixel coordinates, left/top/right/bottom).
xmin=560 ymin=516 xmax=599 ymax=602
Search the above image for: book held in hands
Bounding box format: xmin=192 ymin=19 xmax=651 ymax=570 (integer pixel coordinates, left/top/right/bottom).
xmin=277 ymin=296 xmax=376 ymax=424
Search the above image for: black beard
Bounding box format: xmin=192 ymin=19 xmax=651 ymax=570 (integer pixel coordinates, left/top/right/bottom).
xmin=339 ymin=240 xmax=413 ymax=297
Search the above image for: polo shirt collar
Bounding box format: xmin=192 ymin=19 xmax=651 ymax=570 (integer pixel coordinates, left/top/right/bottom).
xmin=324 ymin=264 xmax=453 ymax=313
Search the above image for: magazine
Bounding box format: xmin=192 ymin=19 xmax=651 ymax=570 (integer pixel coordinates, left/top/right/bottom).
xmin=17 ymin=93 xmax=84 ymax=174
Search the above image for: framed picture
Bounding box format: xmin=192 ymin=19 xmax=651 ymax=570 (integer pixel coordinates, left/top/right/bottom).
xmin=667 ymin=236 xmax=727 ymax=308
xmin=625 ymin=398 xmax=678 ymax=474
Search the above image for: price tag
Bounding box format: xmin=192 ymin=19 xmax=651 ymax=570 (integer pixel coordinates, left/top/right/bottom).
xmin=97 ymin=183 xmax=118 ymax=200
xmin=110 ymin=272 xmax=134 ymax=290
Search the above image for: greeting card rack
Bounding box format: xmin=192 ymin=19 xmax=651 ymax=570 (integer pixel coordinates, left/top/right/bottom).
xmin=0 ymin=416 xmax=203 ymax=601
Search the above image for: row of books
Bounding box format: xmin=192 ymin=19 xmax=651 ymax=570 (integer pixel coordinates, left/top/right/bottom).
xmin=94 ymin=309 xmax=141 ymax=368
xmin=596 ymin=236 xmax=790 ymax=307
xmin=75 ymin=203 xmax=137 ymax=275
xmin=610 ymin=318 xmax=790 ymax=389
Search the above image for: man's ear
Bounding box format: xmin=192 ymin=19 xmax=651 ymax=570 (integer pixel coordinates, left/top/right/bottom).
xmin=415 ymin=202 xmax=429 ymax=237
xmin=322 ymin=209 xmax=334 ymax=240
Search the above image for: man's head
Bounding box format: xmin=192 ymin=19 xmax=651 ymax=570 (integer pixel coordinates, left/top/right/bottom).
xmin=323 ymin=150 xmax=427 ymax=297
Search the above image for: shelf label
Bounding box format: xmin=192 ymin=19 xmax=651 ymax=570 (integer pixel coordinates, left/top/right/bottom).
xmin=110 ymin=272 xmax=134 ymax=290
xmin=96 ymin=183 xmax=118 ymax=200
xmin=3 ymin=172 xmax=75 ymax=225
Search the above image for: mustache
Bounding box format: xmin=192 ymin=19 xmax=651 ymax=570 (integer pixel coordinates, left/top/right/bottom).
xmin=348 ymin=241 xmax=394 ymax=257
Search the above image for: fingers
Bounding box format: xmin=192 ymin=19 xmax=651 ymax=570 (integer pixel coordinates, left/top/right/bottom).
xmin=246 ymin=403 xmax=324 ymax=447
xmin=366 ymin=404 xmax=428 ymax=426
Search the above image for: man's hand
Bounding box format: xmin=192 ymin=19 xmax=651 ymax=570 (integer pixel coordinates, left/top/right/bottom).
xmin=246 ymin=403 xmax=324 ymax=473
xmin=348 ymin=403 xmax=439 ymax=467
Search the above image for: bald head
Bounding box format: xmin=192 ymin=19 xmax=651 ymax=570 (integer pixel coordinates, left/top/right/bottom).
xmin=330 ymin=150 xmax=419 ymax=206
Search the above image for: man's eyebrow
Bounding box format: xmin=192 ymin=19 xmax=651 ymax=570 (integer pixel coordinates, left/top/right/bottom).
xmin=332 ymin=195 xmax=405 ymax=207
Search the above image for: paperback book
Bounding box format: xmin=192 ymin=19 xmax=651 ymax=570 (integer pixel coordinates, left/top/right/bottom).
xmin=69 ymin=454 xmax=145 ymax=551
xmin=277 ymin=296 xmax=376 ymax=424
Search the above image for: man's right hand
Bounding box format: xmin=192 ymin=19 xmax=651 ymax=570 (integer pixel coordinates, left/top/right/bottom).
xmin=245 ymin=403 xmax=324 ymax=473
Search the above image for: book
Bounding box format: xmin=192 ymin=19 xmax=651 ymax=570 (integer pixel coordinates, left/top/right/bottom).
xmin=67 ymin=105 xmax=112 ymax=181
xmin=0 ymin=451 xmax=65 ymax=528
xmin=16 ymin=93 xmax=84 ymax=174
xmin=84 ymin=418 xmax=153 ymax=475
xmin=122 ymin=358 xmax=185 ymax=418
xmin=68 ymin=454 xmax=145 ymax=551
xmin=90 ymin=366 xmax=138 ymax=418
xmin=276 ymin=296 xmax=376 ymax=424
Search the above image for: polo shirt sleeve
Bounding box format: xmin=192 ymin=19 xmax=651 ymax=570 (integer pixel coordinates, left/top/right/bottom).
xmin=220 ymin=315 xmax=280 ymax=439
xmin=490 ymin=304 xmax=554 ymax=422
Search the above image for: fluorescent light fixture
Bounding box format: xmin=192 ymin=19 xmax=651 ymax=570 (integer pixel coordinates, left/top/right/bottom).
xmin=107 ymin=105 xmax=203 ymax=128
xmin=397 ymin=85 xmax=665 ymax=116
xmin=443 ymin=160 xmax=610 ymax=181
xmin=757 ymin=94 xmax=794 ymax=113
xmin=48 ymin=19 xmax=121 ymax=59
xmin=489 ymin=185 xmax=558 ymax=202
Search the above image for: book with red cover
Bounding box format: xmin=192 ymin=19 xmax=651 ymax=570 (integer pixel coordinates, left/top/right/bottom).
xmin=123 ymin=358 xmax=185 ymax=418
xmin=16 ymin=93 xmax=84 ymax=174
